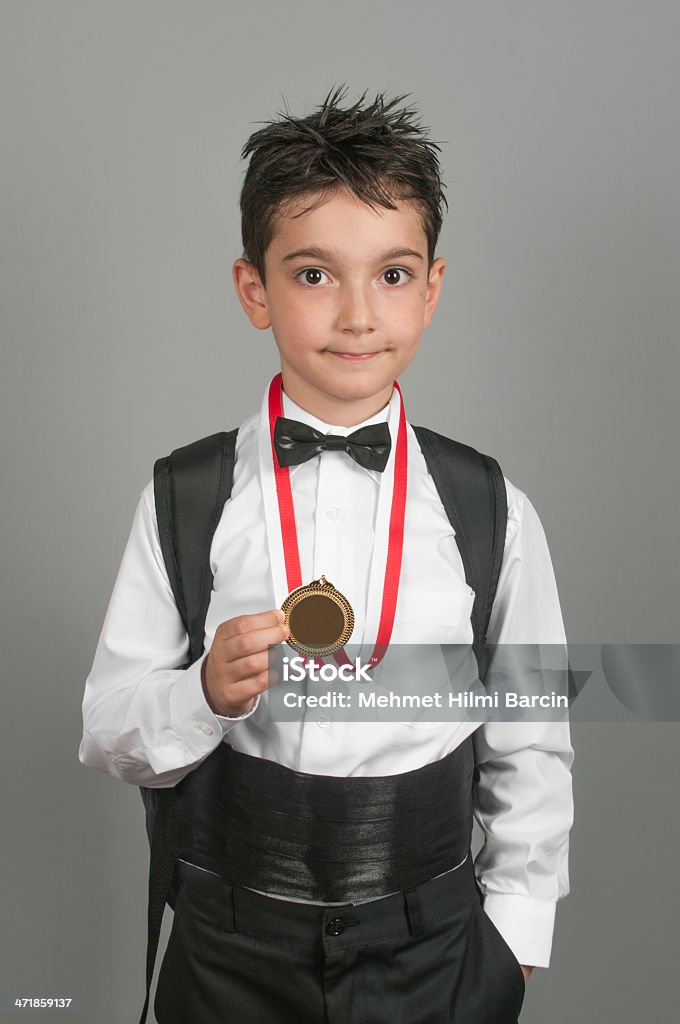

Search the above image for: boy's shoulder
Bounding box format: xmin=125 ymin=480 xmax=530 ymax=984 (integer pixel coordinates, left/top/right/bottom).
xmin=408 ymin=420 xmax=528 ymax=512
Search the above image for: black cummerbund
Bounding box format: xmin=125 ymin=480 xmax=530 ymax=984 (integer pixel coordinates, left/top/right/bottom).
xmin=176 ymin=737 xmax=474 ymax=903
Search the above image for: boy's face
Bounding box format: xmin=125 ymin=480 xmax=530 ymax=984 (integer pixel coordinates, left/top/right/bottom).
xmin=233 ymin=187 xmax=445 ymax=425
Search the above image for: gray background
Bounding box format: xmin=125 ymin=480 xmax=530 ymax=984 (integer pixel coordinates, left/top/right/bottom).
xmin=1 ymin=1 xmax=678 ymax=1021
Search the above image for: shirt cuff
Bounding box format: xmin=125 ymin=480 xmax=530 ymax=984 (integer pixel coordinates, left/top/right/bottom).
xmin=481 ymin=892 xmax=557 ymax=969
xmin=214 ymin=692 xmax=261 ymax=724
xmin=169 ymin=658 xmax=255 ymax=757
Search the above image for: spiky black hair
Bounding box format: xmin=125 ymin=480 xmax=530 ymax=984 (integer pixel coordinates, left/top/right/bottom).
xmin=239 ymin=86 xmax=447 ymax=279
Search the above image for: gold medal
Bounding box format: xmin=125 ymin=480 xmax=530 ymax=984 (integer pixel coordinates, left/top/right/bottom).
xmin=281 ymin=575 xmax=354 ymax=657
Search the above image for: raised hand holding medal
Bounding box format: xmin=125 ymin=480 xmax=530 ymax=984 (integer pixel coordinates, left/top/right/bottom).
xmin=268 ymin=372 xmax=407 ymax=667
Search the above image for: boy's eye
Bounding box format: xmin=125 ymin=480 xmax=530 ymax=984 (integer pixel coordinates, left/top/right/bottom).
xmin=297 ymin=268 xmax=329 ymax=286
xmin=382 ymin=267 xmax=411 ymax=286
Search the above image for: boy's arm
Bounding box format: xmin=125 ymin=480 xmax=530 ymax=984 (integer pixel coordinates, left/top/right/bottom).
xmin=79 ymin=482 xmax=258 ymax=788
xmin=472 ymin=482 xmax=574 ymax=971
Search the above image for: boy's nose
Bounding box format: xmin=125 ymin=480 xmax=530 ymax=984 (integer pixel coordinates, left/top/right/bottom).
xmin=335 ymin=284 xmax=377 ymax=336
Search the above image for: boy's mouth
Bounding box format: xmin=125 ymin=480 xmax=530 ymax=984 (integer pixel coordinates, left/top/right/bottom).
xmin=326 ymin=351 xmax=381 ymax=361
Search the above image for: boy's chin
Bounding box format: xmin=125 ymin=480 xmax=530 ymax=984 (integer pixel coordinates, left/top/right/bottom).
xmin=321 ymin=358 xmax=399 ymax=389
xmin=320 ymin=377 xmax=395 ymax=404
xmin=280 ymin=358 xmax=400 ymax=413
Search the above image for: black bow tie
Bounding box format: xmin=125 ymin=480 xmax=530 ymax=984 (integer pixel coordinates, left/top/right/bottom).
xmin=273 ymin=417 xmax=392 ymax=472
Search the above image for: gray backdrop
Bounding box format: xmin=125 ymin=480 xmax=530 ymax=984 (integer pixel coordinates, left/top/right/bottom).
xmin=2 ymin=1 xmax=678 ymax=1022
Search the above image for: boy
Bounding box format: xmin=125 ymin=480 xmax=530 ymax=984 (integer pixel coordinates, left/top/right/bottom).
xmin=80 ymin=89 xmax=573 ymax=1023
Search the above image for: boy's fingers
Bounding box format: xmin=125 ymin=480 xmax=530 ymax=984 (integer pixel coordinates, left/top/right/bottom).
xmin=224 ymin=649 xmax=275 ymax=683
xmin=218 ymin=609 xmax=285 ymax=642
xmin=218 ymin=622 xmax=289 ymax=663
xmin=238 ymin=667 xmax=280 ymax=694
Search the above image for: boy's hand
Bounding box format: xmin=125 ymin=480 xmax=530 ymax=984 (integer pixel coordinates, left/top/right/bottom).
xmin=201 ymin=609 xmax=289 ymax=717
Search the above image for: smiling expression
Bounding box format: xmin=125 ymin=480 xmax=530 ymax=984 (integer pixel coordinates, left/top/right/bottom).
xmin=233 ymin=186 xmax=446 ymax=425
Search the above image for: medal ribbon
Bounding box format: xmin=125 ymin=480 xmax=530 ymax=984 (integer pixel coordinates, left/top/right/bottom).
xmin=267 ymin=372 xmax=407 ymax=668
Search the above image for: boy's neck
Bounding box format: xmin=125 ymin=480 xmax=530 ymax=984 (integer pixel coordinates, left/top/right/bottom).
xmin=280 ymin=377 xmax=394 ymax=428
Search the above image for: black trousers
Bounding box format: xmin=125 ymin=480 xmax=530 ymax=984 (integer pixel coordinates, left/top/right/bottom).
xmin=154 ymin=857 xmax=526 ymax=1024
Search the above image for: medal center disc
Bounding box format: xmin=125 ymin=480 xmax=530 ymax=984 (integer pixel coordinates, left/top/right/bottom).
xmin=289 ymin=594 xmax=345 ymax=647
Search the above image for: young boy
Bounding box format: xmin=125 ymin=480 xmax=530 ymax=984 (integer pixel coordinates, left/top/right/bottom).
xmin=80 ymin=89 xmax=573 ymax=1024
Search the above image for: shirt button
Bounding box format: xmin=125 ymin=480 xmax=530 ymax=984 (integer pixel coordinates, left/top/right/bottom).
xmin=316 ymin=714 xmax=329 ymax=728
xmin=325 ymin=506 xmax=341 ymax=521
xmin=197 ymin=722 xmax=214 ymax=736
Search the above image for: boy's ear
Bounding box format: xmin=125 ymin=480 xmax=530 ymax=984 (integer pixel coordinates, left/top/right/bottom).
xmin=423 ymin=257 xmax=446 ymax=329
xmin=232 ymin=259 xmax=271 ymax=329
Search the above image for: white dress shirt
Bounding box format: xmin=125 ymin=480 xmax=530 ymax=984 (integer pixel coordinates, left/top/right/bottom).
xmin=80 ymin=381 xmax=574 ymax=968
